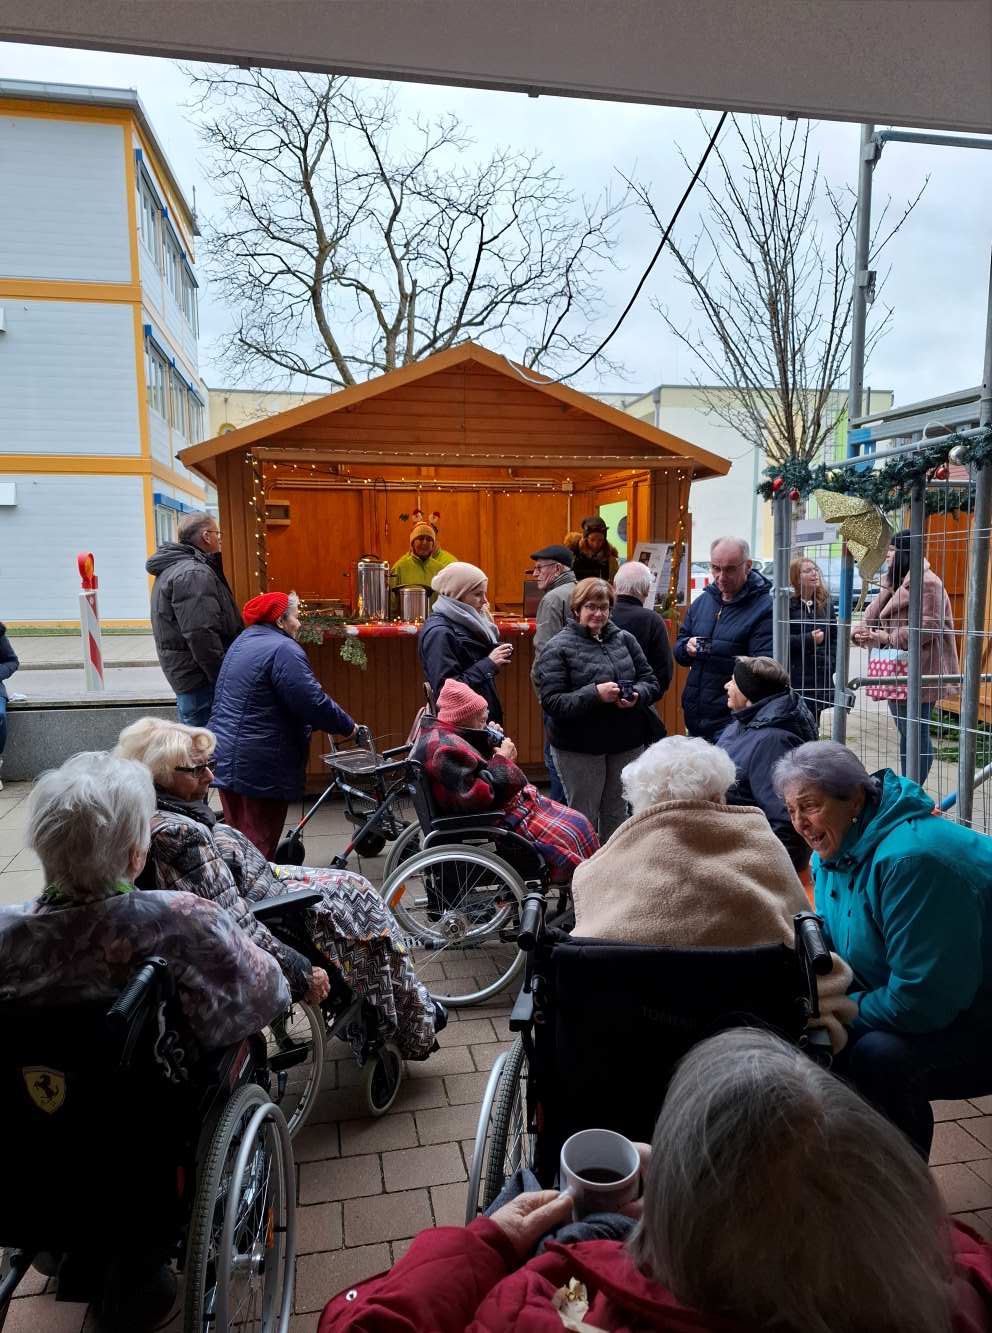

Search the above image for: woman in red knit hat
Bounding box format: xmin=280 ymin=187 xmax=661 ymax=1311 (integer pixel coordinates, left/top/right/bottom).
xmin=208 ymin=590 xmax=359 ymax=858
xmin=411 ymin=679 xmax=598 ymax=883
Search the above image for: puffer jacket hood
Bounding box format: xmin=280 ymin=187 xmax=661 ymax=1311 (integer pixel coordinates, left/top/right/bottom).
xmin=729 ymin=688 xmax=819 ymax=740
xmin=145 ymin=541 xmax=199 ymax=576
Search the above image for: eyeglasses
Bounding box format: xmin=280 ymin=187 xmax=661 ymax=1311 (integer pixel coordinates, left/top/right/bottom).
xmin=710 ymin=562 xmax=745 ymax=574
xmin=174 ymin=763 xmax=212 ymax=777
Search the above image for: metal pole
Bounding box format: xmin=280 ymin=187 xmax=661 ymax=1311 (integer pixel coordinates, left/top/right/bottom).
xmin=905 ymin=482 xmax=925 ymax=782
xmin=772 ymin=491 xmax=791 ymax=670
xmin=956 ymin=253 xmax=992 ymax=825
xmin=833 ymin=122 xmax=876 ymax=743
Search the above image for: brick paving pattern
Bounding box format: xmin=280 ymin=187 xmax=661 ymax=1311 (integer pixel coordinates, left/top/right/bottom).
xmin=2 ymin=779 xmax=991 ymax=1331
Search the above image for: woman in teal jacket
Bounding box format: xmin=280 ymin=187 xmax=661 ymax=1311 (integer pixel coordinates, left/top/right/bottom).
xmin=773 ymin=740 xmax=992 ymax=1158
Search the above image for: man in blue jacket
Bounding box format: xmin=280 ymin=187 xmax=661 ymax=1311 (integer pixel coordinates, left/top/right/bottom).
xmin=674 ymin=537 xmax=772 ymax=741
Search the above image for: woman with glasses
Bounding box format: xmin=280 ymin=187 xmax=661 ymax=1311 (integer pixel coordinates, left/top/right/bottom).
xmin=535 ymin=578 xmax=660 ymax=840
xmin=114 ymin=716 xmax=445 ymax=1061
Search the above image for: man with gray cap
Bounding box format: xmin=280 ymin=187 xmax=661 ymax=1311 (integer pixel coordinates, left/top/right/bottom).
xmin=530 ymin=544 xmax=575 ymax=802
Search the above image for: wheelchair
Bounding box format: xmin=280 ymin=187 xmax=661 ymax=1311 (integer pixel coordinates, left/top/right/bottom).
xmin=378 ymin=759 xmax=558 ymax=1008
xmin=257 ymin=889 xmax=406 ymax=1126
xmin=465 ymin=901 xmax=834 ymax=1220
xmin=0 ymin=958 xmax=296 ymax=1332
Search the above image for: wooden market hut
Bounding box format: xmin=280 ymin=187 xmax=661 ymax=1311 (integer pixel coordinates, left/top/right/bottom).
xmin=179 ymin=342 xmax=729 ymax=778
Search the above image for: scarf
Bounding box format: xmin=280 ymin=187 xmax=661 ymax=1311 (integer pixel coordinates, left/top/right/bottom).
xmin=155 ymin=788 xmax=219 ymax=829
xmin=39 ymin=879 xmax=133 ymax=908
xmin=432 ymin=593 xmax=499 ymax=646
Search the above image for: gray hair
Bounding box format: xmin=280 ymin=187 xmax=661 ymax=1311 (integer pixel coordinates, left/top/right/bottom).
xmin=629 ymin=1028 xmax=954 ymax=1333
xmin=282 ymin=591 xmax=300 ymax=619
xmin=772 ymin=740 xmax=878 ymax=801
xmin=26 ymin=752 xmax=156 ymax=898
xmin=710 ymin=535 xmax=750 ymax=561
xmin=622 ymin=736 xmax=737 ymax=814
xmin=614 ymin=562 xmax=654 ymax=602
xmin=178 ymin=511 xmax=214 ymax=546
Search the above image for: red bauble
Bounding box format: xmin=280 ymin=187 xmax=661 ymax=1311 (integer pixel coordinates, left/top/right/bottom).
xmin=789 ymin=488 xmax=801 ymax=501
xmin=934 ymin=464 xmax=949 ymax=480
xmin=771 ymin=476 xmax=784 ymax=492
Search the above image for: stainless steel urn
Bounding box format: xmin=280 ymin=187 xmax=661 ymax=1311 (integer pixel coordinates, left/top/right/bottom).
xmin=354 ymin=556 xmax=390 ymax=621
xmin=396 ymin=584 xmax=429 ymax=622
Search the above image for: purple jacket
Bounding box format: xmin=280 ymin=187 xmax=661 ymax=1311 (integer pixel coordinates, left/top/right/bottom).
xmin=209 ymin=624 xmax=355 ymax=801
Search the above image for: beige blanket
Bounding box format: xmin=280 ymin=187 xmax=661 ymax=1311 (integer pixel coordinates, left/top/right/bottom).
xmin=572 ymin=799 xmax=808 ymax=948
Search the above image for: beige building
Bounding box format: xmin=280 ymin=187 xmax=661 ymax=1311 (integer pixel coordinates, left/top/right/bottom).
xmin=597 ymin=384 xmax=893 ymax=561
xmin=208 ymin=386 xmax=325 ymax=436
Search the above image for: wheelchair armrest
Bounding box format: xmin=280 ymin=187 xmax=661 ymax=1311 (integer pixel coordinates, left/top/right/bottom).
xmin=252 ymin=889 xmax=323 ymax=921
xmin=429 ymin=813 xmax=504 ymax=833
xmin=510 ymin=987 xmax=535 ymax=1031
xmin=382 ymin=743 xmax=412 ymax=760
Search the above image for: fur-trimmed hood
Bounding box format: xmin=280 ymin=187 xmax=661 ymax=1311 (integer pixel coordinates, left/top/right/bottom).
xmin=564 ymin=531 xmax=619 ymax=562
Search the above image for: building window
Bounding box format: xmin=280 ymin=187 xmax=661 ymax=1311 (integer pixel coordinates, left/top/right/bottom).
xmin=154 ymin=505 xmax=177 ymax=545
xmin=164 ymin=232 xmax=183 ymax=306
xmin=187 ymin=395 xmax=205 ymax=443
xmin=145 ymin=343 xmax=168 ymax=420
xmin=138 ymin=177 xmax=161 ymax=266
xmin=170 ymin=372 xmax=188 ymax=439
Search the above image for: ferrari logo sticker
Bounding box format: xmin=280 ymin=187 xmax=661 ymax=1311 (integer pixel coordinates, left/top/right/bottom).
xmin=22 ymin=1066 xmax=66 ymax=1114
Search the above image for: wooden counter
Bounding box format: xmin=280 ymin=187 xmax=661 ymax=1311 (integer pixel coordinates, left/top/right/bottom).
xmin=301 ymin=616 xmax=685 ymax=789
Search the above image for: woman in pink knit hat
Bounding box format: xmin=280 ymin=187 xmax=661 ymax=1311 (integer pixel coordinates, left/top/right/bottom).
xmin=410 ymin=679 xmax=598 ymax=884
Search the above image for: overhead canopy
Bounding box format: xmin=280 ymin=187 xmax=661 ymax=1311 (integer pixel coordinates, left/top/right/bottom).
xmin=179 ymin=341 xmax=730 ymax=483
xmin=2 ymin=0 xmax=990 ymax=133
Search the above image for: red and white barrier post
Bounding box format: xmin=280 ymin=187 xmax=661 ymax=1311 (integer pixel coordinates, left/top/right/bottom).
xmin=77 ymin=552 xmax=105 ymax=692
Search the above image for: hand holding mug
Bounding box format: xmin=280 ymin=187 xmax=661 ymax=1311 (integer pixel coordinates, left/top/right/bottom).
xmin=559 ymin=1129 xmax=641 ymax=1218
xmin=496 ymin=737 xmax=518 ymax=762
xmin=489 ymin=643 xmax=514 ymax=669
xmin=811 ymin=628 xmax=825 ymax=645
xmin=596 ymin=681 xmax=621 ymax=703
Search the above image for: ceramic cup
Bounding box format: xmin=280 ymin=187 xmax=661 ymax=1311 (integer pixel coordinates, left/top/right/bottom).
xmin=559 ymin=1128 xmax=640 ymax=1217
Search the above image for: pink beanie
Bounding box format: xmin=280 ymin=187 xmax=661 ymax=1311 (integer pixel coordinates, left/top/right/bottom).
xmin=437 ymin=679 xmax=489 ymax=727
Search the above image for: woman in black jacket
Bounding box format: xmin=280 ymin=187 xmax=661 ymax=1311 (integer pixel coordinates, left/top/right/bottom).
xmin=418 ymin=562 xmax=512 ymax=724
xmin=535 ymin=578 xmax=660 ymax=840
xmin=788 ymin=558 xmax=837 ymax=732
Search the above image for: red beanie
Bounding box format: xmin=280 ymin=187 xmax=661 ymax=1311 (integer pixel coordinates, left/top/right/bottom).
xmin=437 ymin=680 xmax=489 ymax=727
xmin=243 ymin=591 xmax=290 ymax=626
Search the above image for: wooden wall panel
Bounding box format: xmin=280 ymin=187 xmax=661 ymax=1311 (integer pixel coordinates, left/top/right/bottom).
xmin=217 ymin=449 xmax=264 ymax=607
xmin=492 ymin=491 xmax=570 ymax=606
xmin=266 ymin=488 xmax=364 ymax=602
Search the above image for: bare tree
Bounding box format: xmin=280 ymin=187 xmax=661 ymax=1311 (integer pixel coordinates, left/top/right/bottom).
xmin=629 ymin=118 xmax=924 ymax=465
xmin=185 ymin=66 xmax=628 ymax=387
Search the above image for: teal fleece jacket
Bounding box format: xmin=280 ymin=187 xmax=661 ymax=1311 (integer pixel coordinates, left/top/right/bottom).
xmin=813 ymin=769 xmax=992 ymax=1037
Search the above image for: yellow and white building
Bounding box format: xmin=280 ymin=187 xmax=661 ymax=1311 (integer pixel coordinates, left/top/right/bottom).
xmin=0 ymin=78 xmax=209 ymax=625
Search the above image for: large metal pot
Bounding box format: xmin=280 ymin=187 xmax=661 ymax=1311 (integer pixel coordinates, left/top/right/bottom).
xmin=355 ymin=555 xmax=390 ymax=621
xmin=396 ymin=584 xmax=429 ymax=622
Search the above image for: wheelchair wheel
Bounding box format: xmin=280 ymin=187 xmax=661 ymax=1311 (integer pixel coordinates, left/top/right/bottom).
xmin=380 ymin=844 xmax=525 ymax=1007
xmin=184 ymin=1083 xmax=296 ymax=1333
xmin=381 ymin=818 xmax=421 ymax=880
xmin=264 ymin=1001 xmax=325 ymax=1139
xmin=481 ymin=1037 xmax=532 ymax=1212
xmin=353 ymin=829 xmax=387 ymax=858
xmin=363 ymin=1041 xmax=403 ymax=1116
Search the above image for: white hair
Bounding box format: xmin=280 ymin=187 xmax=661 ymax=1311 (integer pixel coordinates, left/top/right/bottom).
xmin=622 ymin=736 xmax=737 ymax=814
xmin=27 ymin=751 xmax=156 ymax=898
xmin=115 ymin=716 xmax=216 ymax=786
xmin=630 ymin=1029 xmax=954 ymax=1333
xmin=284 ymin=590 xmax=300 ymax=618
xmin=614 ymin=562 xmax=654 ymax=602
xmin=710 ymin=535 xmax=751 ymax=561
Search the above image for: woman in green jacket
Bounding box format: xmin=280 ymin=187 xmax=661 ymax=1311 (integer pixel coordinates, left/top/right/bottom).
xmin=773 ymin=740 xmax=992 ymax=1158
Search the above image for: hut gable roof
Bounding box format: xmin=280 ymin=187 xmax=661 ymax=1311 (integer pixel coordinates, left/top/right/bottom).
xmin=181 ymin=342 xmax=730 ymax=481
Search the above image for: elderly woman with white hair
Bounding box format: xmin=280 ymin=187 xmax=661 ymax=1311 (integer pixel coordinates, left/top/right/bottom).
xmin=318 ymin=1027 xmax=992 ymax=1332
xmin=774 ymin=739 xmax=992 ymax=1158
xmin=0 ymin=753 xmax=292 ymax=1330
xmin=610 ymin=561 xmax=673 ymax=702
xmin=207 ymin=589 xmax=359 ymax=859
xmin=115 ymin=716 xmax=445 ymax=1061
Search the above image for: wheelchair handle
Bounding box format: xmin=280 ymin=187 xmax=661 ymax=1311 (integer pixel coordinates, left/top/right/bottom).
xmin=106 ymin=957 xmax=167 ymax=1033
xmin=795 ymin=912 xmax=832 ymax=976
xmin=516 ymin=892 xmax=545 ymax=952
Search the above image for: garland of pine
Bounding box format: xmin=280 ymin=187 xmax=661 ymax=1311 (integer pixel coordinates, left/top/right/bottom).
xmin=756 ymin=427 xmax=992 ymax=515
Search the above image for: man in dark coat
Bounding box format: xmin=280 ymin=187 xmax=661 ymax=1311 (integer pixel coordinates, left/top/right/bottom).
xmin=610 ymin=561 xmax=673 ymax=701
xmin=674 ymin=537 xmax=772 ymax=741
xmin=717 ymin=656 xmax=818 ymax=871
xmin=146 ymin=512 xmax=243 ymax=725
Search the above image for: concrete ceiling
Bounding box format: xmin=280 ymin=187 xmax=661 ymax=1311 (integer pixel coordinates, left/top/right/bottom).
xmin=2 ymin=0 xmax=991 ymax=133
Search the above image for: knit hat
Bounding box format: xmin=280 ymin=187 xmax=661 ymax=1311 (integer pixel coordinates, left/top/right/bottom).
xmin=410 ymin=521 xmax=437 ymax=545
xmin=243 ymin=591 xmax=290 ymax=625
xmin=431 ymin=561 xmax=488 ymax=601
xmin=733 ymin=656 xmax=789 ymax=705
xmin=437 ymin=679 xmax=489 ymax=726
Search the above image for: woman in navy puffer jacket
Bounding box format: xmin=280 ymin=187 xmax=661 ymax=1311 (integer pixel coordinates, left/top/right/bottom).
xmin=209 ymin=590 xmax=357 ymax=858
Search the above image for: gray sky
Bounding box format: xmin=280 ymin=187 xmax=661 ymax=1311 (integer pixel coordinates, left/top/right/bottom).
xmin=4 ymin=41 xmax=991 ymax=408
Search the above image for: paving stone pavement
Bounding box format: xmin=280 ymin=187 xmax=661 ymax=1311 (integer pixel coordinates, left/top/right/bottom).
xmin=3 ymin=779 xmax=992 ymax=1331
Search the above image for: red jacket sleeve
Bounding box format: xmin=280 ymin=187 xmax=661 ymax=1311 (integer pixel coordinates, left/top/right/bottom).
xmin=317 ymin=1219 xmax=517 ymax=1332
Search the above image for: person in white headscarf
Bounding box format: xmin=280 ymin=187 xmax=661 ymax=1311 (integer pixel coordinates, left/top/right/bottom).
xmin=418 ymin=562 xmax=512 ymax=725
